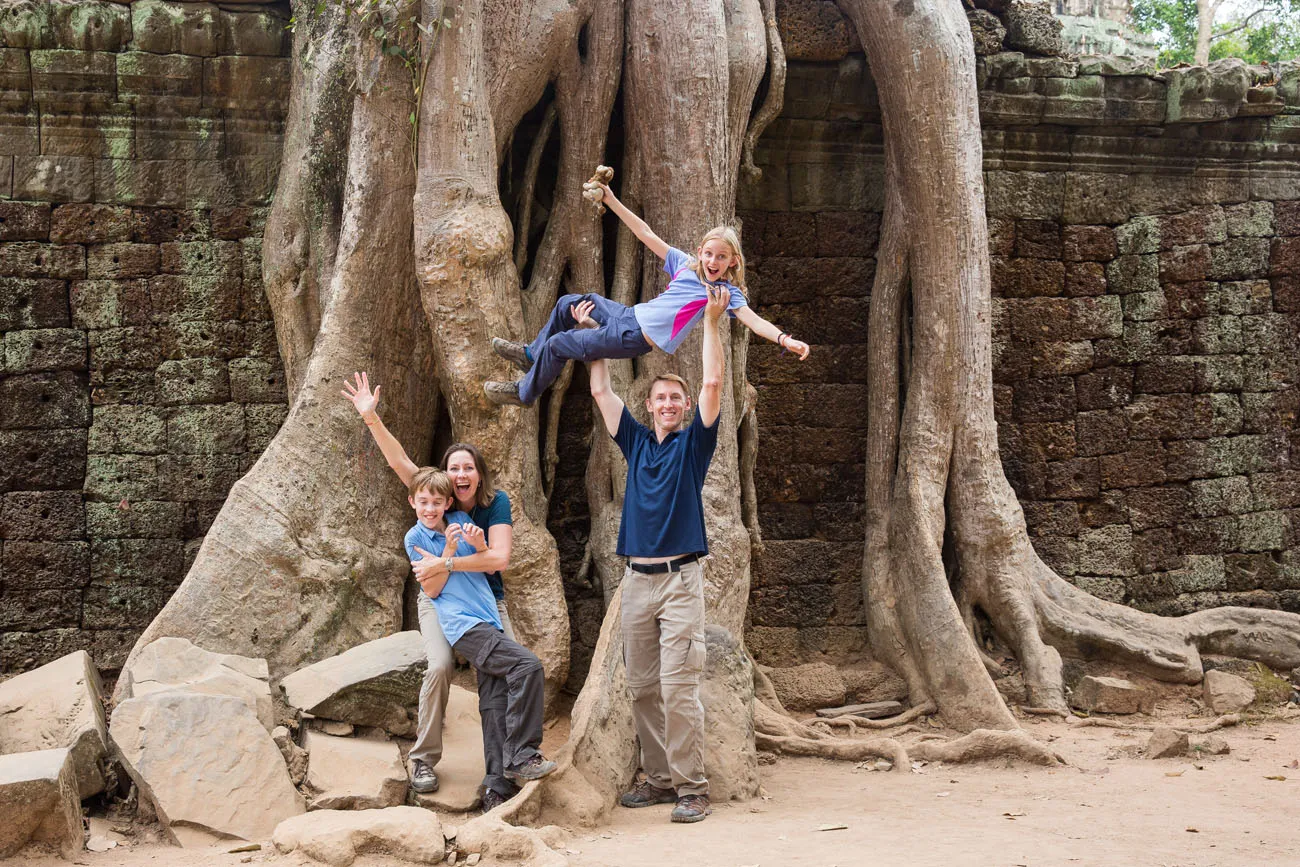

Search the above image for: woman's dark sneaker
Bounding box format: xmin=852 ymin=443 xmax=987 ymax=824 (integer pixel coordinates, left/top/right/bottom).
xmin=410 ymin=759 xmax=439 ymax=793
xmin=619 ymin=780 xmax=676 ymax=808
xmin=484 ymin=380 xmax=525 ymax=406
xmin=503 ymin=754 xmax=557 ymax=783
xmin=492 ymin=338 xmax=532 ymax=372
xmin=670 ymin=794 xmax=711 ymax=823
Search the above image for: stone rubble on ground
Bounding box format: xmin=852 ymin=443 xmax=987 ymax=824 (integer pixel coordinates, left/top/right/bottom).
xmin=1203 ymin=669 xmax=1256 ymax=714
xmin=0 ymin=650 xmax=109 ymax=798
xmin=765 ymin=662 xmax=846 ymax=712
xmin=119 ymin=636 xmax=275 ymax=731
xmin=302 ymin=730 xmax=408 ymax=811
xmin=1069 ymin=675 xmax=1153 ymax=714
xmin=1145 ymin=726 xmax=1189 ymax=759
xmin=411 ymin=685 xmax=487 ymax=813
xmin=280 ymin=632 xmax=427 ymax=737
xmin=272 ymin=806 xmax=445 ymax=867
xmin=110 ymin=690 xmax=304 ymax=845
xmin=0 ymin=748 xmax=85 ymax=859
xmin=1191 ymin=735 xmax=1231 ymax=755
xmin=273 ymin=725 xmax=309 ymax=786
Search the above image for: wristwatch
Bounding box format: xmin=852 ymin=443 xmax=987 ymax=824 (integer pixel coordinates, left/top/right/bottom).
xmin=443 ymin=557 xmax=454 ymax=572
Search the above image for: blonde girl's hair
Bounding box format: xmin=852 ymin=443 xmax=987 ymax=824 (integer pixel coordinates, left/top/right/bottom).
xmin=691 ymin=225 xmax=747 ymax=292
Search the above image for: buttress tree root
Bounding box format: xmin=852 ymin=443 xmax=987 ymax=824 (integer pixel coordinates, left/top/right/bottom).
xmin=828 ymin=0 xmax=1300 ymax=742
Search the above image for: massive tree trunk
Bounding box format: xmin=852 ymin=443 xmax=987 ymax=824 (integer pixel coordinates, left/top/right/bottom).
xmin=824 ymin=0 xmax=1300 ymax=734
xmin=122 ymin=0 xmax=1300 ymax=848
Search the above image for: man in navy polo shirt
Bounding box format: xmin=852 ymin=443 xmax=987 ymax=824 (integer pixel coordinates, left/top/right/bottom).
xmin=587 ymin=284 xmax=729 ymax=824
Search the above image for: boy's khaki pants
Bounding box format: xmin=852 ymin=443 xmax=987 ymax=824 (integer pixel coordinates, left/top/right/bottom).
xmin=621 ymin=560 xmax=709 ymax=797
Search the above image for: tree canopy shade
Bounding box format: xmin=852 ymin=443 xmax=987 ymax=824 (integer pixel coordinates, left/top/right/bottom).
xmin=1130 ymin=0 xmax=1300 ymax=65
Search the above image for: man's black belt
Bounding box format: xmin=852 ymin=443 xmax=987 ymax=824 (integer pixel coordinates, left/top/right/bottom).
xmin=628 ymin=553 xmax=702 ymax=574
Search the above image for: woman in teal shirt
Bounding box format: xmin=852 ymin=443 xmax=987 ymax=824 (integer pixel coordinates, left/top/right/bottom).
xmin=342 ymin=372 xmax=515 ymax=801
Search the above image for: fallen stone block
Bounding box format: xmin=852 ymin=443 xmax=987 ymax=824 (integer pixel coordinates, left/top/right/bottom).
xmin=280 ymin=632 xmax=426 ymax=737
xmin=0 ymin=650 xmax=109 ymax=798
xmin=110 ymin=691 xmax=303 ymax=845
xmin=0 ymin=748 xmax=84 ymax=859
xmin=1145 ymin=726 xmax=1188 ymax=759
xmin=1003 ymin=0 xmax=1063 ymax=57
xmin=1203 ymin=669 xmax=1256 ymax=714
xmin=1069 ymin=675 xmax=1153 ymax=714
xmin=766 ymin=662 xmax=846 ymax=712
xmin=273 ymin=726 xmax=308 ymax=786
xmin=303 ymin=731 xmax=407 ymax=811
xmin=273 ymin=806 xmax=444 ymax=867
xmin=815 ymin=701 xmax=904 ymax=720
xmin=120 ymin=636 xmax=274 ymax=731
xmin=412 ymin=685 xmax=485 ymax=813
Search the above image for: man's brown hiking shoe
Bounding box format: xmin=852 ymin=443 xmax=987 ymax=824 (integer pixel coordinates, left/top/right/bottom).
xmin=484 ymin=380 xmax=525 ymax=406
xmin=670 ymin=794 xmax=711 ymax=823
xmin=492 ymin=338 xmax=532 ymax=372
xmin=619 ymin=780 xmax=676 ymax=808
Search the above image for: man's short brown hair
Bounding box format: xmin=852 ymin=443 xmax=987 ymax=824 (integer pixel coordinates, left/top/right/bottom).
xmin=650 ymin=373 xmax=691 ymax=396
xmin=408 ymin=467 xmax=452 ymax=499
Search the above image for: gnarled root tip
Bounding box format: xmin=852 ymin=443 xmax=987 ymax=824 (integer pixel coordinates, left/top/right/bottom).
xmin=910 ymin=729 xmax=1067 ymax=766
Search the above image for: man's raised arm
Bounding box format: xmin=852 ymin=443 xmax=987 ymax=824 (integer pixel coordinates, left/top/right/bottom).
xmin=698 ymin=285 xmax=727 ymax=427
xmin=589 ymin=358 xmax=625 ymax=437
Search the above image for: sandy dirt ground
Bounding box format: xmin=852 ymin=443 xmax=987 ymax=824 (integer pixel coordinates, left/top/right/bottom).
xmin=14 ymin=714 xmax=1300 ymax=867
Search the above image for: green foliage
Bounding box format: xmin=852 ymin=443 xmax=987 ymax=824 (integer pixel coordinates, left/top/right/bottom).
xmin=1130 ymin=0 xmax=1300 ymax=66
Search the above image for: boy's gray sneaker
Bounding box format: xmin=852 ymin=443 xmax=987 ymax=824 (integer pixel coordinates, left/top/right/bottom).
xmin=503 ymin=754 xmax=556 ymax=783
xmin=619 ymin=780 xmax=676 ymax=808
xmin=484 ymin=380 xmax=525 ymax=407
xmin=670 ymin=793 xmax=711 ymax=823
xmin=492 ymin=337 xmax=532 ymax=372
xmin=410 ymin=759 xmax=439 ymax=793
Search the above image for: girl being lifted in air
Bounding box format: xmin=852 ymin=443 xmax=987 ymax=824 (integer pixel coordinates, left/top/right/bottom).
xmin=484 ymin=178 xmax=810 ymax=407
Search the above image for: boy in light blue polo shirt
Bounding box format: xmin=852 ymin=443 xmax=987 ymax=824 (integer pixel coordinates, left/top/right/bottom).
xmin=402 ymin=468 xmax=555 ymax=808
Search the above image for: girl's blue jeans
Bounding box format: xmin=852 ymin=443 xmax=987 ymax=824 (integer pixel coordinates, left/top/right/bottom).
xmin=519 ymin=293 xmax=651 ymax=404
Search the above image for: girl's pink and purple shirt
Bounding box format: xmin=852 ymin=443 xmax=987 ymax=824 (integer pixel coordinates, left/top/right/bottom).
xmin=632 ymin=246 xmax=747 ymax=355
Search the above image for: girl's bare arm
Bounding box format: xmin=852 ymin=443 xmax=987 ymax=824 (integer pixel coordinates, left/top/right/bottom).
xmin=734 ymin=306 xmax=811 ymax=360
xmin=598 ymin=183 xmax=670 ymax=260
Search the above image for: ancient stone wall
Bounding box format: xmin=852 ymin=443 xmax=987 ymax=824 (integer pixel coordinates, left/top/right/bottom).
xmin=0 ymin=0 xmax=288 ymax=673
xmin=3 ymin=0 xmax=1299 ymax=690
xmin=740 ymin=52 xmax=1300 ymax=676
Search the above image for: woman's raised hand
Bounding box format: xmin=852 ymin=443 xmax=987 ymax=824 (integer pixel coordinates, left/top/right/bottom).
xmin=342 ymin=371 xmax=380 ymax=416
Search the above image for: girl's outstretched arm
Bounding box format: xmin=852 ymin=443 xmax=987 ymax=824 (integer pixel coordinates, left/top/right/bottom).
xmin=734 ymin=306 xmax=811 ymax=360
xmin=341 ymin=371 xmax=420 ymax=486
xmin=596 ymin=182 xmax=670 ymax=260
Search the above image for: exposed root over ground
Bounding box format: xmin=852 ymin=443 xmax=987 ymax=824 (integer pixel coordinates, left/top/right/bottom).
xmin=754 ymin=700 xmax=1065 ymax=769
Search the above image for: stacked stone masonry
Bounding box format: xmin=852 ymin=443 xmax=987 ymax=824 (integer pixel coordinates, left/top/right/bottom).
xmin=0 ymin=0 xmax=288 ymax=673
xmin=740 ymin=52 xmax=1300 ymax=669
xmin=3 ymin=0 xmax=1299 ymax=681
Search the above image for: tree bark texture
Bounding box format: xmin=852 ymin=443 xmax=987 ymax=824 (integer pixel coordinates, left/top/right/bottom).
xmin=123 ymin=0 xmax=1300 ymax=845
xmin=833 ymin=0 xmax=1300 ymax=734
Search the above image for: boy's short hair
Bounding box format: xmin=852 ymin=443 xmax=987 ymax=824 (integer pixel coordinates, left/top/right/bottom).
xmin=408 ymin=467 xmax=453 ymax=499
xmin=650 ymin=373 xmax=691 ymax=396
